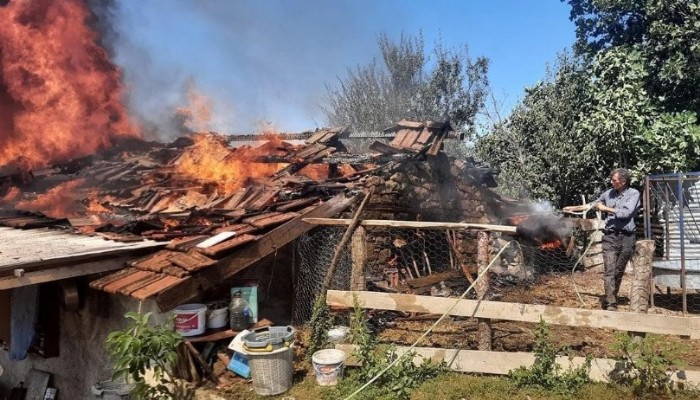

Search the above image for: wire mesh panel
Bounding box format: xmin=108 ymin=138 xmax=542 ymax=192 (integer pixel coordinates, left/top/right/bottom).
xmin=646 ymin=172 xmax=700 ymax=314
xmin=293 ymin=226 xmax=350 ymax=324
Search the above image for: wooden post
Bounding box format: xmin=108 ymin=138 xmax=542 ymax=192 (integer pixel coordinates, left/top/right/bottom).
xmin=630 ymin=239 xmax=655 ymax=347
xmin=350 ymin=226 xmax=367 ymax=291
xmin=476 ymin=231 xmax=492 ymax=351
xmin=631 ymin=240 xmax=655 ymax=313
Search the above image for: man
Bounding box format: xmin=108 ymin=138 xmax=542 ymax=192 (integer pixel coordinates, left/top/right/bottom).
xmin=595 ymin=168 xmax=640 ymax=311
xmin=563 ymin=168 xmax=639 ymax=311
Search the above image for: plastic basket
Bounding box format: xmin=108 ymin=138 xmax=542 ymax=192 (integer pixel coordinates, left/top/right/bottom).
xmin=242 ymin=325 xmax=296 ymax=352
xmin=91 ymin=379 xmax=134 ymax=400
xmin=248 ymin=346 xmax=294 ymax=396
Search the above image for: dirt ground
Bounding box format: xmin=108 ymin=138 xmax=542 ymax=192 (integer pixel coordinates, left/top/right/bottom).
xmin=376 ymin=266 xmax=700 ymax=365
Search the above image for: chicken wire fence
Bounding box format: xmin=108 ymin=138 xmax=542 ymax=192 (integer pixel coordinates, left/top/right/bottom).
xmin=292 ymin=225 xmax=587 ymax=324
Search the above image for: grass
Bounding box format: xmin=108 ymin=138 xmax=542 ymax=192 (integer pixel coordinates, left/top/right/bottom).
xmin=208 ymin=368 xmax=700 ymax=400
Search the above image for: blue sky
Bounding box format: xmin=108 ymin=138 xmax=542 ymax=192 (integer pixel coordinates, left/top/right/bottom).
xmin=109 ymin=1 xmax=575 ymax=137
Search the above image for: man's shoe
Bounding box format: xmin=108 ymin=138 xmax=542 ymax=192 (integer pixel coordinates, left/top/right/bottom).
xmin=606 ymin=305 xmax=617 ymax=311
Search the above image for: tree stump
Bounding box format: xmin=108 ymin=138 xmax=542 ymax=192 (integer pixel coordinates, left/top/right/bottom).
xmin=476 ymin=231 xmax=492 ymax=351
xmin=630 ymin=240 xmax=655 ymax=313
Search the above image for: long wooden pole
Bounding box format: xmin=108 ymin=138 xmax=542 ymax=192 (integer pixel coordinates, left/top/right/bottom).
xmin=303 ymin=218 xmax=517 ymax=233
xmin=322 ymin=191 xmax=373 ymax=290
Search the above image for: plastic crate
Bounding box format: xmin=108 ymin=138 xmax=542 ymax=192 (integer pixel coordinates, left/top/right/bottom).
xmin=91 ymin=379 xmax=134 ymax=400
xmin=242 ymin=325 xmax=296 ymax=352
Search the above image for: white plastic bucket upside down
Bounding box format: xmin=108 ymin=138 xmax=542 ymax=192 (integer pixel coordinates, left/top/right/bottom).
xmin=173 ymin=303 xmax=206 ymax=336
xmin=312 ymin=348 xmax=346 ymax=386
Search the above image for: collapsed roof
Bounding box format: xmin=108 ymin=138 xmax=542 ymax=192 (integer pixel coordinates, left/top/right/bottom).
xmin=0 ymin=120 xmax=500 ymax=311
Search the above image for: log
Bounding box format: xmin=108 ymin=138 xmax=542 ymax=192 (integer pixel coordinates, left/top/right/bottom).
xmin=630 ymin=240 xmax=655 ymax=313
xmin=323 ymin=191 xmax=372 ymax=289
xmin=476 ymin=231 xmax=492 ymax=351
xmin=350 ymin=226 xmax=367 ymax=291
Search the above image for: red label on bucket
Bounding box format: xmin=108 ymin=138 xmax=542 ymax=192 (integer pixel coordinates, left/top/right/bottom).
xmin=175 ymin=313 xmax=198 ymax=331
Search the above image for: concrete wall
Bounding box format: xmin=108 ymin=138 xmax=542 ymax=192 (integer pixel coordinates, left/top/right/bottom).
xmin=0 ymin=290 xmax=164 ymax=400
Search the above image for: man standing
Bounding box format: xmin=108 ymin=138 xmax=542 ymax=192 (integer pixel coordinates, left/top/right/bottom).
xmin=595 ymin=168 xmax=640 ymax=311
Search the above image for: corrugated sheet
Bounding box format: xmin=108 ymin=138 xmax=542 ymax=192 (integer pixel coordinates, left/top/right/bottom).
xmin=0 ymin=227 xmax=164 ymax=268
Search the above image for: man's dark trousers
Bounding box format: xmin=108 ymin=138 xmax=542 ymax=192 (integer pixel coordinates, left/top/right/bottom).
xmin=602 ymin=231 xmax=636 ymax=308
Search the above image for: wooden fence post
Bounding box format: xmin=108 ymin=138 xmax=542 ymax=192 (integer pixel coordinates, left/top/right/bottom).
xmin=477 ymin=231 xmax=492 ymax=350
xmin=630 ymin=239 xmax=655 ymax=347
xmin=351 ymin=226 xmax=367 ymax=291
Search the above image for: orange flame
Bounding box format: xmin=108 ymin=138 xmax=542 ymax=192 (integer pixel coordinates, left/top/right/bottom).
xmin=15 ymin=178 xmax=86 ymax=218
xmin=1 ymin=186 xmax=20 ymax=203
xmin=176 ymin=85 xmax=213 ymax=133
xmin=174 ymin=133 xmax=284 ymax=194
xmin=0 ymin=0 xmax=138 ymax=170
xmin=539 ymin=240 xmax=563 ymax=250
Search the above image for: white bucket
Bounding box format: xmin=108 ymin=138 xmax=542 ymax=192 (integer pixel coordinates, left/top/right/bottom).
xmin=312 ymin=349 xmax=345 ymax=386
xmin=173 ymin=303 xmax=206 ymax=336
xmin=206 ymin=301 xmax=229 ymax=329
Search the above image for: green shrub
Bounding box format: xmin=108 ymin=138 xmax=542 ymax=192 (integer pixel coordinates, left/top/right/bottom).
xmin=509 ymin=319 xmax=591 ymax=396
xmin=610 ymin=333 xmax=688 ymax=397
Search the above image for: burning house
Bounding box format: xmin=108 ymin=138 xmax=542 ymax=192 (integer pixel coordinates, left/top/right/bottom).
xmin=0 ymin=1 xmax=586 ymax=397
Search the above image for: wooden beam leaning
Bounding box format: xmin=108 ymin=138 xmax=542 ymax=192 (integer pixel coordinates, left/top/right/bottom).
xmin=334 ymin=344 xmax=700 ymax=385
xmin=327 ymin=290 xmax=700 ymax=338
xmin=154 ymin=193 xmax=359 ymax=311
xmin=303 ymin=218 xmax=517 ymax=233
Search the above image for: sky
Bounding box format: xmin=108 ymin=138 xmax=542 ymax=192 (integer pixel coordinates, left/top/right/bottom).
xmin=108 ymin=0 xmax=576 ymax=137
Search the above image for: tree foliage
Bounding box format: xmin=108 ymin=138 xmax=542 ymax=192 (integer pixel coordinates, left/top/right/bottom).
xmin=323 ymin=32 xmax=489 ymax=135
xmin=478 ymin=0 xmax=700 ymax=206
xmin=476 ymin=52 xmax=598 ymax=206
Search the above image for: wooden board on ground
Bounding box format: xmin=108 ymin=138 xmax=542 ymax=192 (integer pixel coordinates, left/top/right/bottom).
xmin=334 ymin=344 xmax=700 ymax=385
xmin=327 ymin=290 xmax=700 ymax=338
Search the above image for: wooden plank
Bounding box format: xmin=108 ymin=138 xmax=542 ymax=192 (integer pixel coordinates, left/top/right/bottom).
xmin=334 ymin=344 xmax=700 ymax=385
xmin=275 ymin=196 xmax=320 ymax=212
xmin=246 ymin=188 xmax=280 ymax=211
xmin=246 ymin=212 xmax=299 ymax=229
xmin=184 ymin=318 xmax=273 ymax=343
xmin=395 ymin=270 xmax=462 ymax=292
xmin=0 ymin=256 xmax=134 ymax=290
xmin=155 ymin=193 xmax=359 ymax=311
xmin=212 ymin=223 xmax=258 ymax=235
xmin=415 ymin=127 xmax=434 ymax=144
xmin=326 ymin=290 xmax=700 ymax=338
xmin=162 ymin=266 xmax=190 ymax=278
xmin=303 ymin=218 xmax=517 ymax=233
xmin=398 ymin=129 xmax=420 ymax=148
xmin=119 ymin=273 xmax=165 ymax=295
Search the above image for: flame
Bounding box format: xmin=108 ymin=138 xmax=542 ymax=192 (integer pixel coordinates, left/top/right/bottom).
xmin=0 ymin=0 xmax=138 ymax=170
xmin=1 ymin=186 xmax=20 ymax=203
xmin=174 ymin=133 xmax=284 ymax=194
xmin=299 ymin=164 xmax=329 ymax=181
xmin=15 ymin=178 xmax=86 ymax=218
xmin=509 ymin=214 xmax=529 ymax=225
xmin=539 ymin=240 xmax=563 ymax=250
xmin=176 ymin=85 xmax=213 ymax=133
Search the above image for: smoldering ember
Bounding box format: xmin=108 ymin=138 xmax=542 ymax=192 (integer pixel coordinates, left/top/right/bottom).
xmin=2 ymin=1 xmax=700 ymax=400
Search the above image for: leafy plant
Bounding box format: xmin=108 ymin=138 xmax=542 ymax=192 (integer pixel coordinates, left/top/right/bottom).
xmin=105 ymin=311 xmax=194 ymax=400
xmin=610 ymin=333 xmax=688 ymax=397
xmin=509 ymin=319 xmax=591 ymax=396
xmin=347 ymin=297 xmax=446 ymax=400
xmin=307 ymin=295 xmax=333 ymax=360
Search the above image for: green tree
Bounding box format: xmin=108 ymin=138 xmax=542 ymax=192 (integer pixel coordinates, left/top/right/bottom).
xmin=323 ymin=32 xmax=489 ymax=136
xmin=565 ymin=0 xmax=700 ymax=113
xmin=476 ymin=52 xmax=599 ymax=207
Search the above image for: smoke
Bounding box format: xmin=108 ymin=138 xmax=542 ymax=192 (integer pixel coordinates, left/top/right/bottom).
xmin=97 ymin=0 xmax=408 ymax=139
